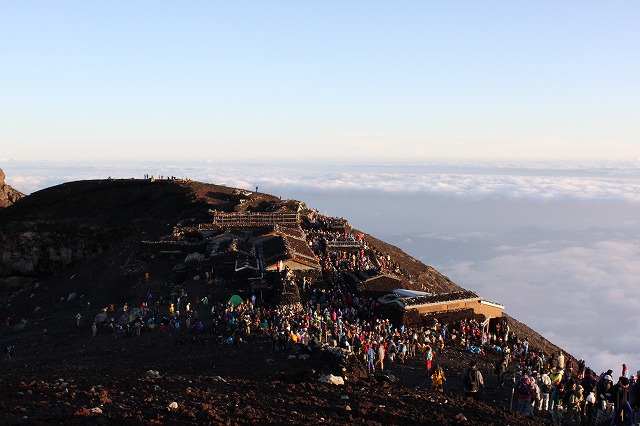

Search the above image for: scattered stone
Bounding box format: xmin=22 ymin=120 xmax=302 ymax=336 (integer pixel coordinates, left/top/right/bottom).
xmin=326 ymin=347 xmax=349 ymax=358
xmin=168 ymin=401 xmax=179 ymax=411
xmin=380 ymin=374 xmax=399 ymax=383
xmin=318 ymin=375 xmax=345 ymax=386
xmin=144 ymin=370 xmax=161 ymax=379
xmin=98 ymin=390 xmax=112 ymax=404
xmin=74 ymin=407 xmax=90 ymax=416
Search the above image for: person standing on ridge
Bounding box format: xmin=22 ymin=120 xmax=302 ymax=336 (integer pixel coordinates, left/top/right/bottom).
xmin=462 ymin=360 xmax=484 ymax=401
xmin=495 ymin=359 xmax=507 ymax=388
xmin=514 ymin=370 xmax=534 ymax=418
xmin=424 ymin=344 xmax=433 ymax=372
xmin=366 ymin=344 xmax=375 ymax=374
xmin=610 ymin=376 xmax=634 ymax=425
xmin=377 ymin=341 xmax=386 ymax=372
xmin=431 ymin=364 xmax=446 ymax=392
xmin=538 ymin=369 xmax=553 ymax=412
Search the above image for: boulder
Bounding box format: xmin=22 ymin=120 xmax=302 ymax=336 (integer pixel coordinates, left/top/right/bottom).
xmin=0 ymin=168 xmax=25 ymax=208
xmin=318 ymin=374 xmax=345 ymax=385
xmin=144 ymin=370 xmax=161 ymax=379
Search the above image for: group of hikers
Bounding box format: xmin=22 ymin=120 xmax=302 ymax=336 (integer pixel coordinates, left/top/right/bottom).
xmin=500 ymin=357 xmax=639 ymax=425
xmin=84 ymin=210 xmax=640 ymax=425
xmin=6 ymin=210 xmax=634 ymax=425
xmin=306 ymin=214 xmax=406 ymax=277
xmin=79 ymin=262 xmax=637 ymax=425
xmin=303 ymin=213 xmax=640 ymax=424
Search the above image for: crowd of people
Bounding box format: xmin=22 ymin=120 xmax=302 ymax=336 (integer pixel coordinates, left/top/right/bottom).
xmin=504 ymin=357 xmax=639 ymax=425
xmin=304 ymin=212 xmax=406 ymax=276
xmin=27 ymin=211 xmax=637 ymax=425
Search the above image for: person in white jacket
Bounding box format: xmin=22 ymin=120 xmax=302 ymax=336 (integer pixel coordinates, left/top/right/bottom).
xmin=537 ymin=371 xmax=552 ymax=412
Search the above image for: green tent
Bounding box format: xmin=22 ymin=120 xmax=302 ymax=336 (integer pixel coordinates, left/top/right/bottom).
xmin=229 ymin=294 xmax=243 ymax=307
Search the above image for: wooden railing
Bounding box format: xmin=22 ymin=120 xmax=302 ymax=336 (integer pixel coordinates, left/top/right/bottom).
xmin=326 ymin=240 xmax=364 ymax=248
xmin=209 ymin=211 xmax=300 ymax=227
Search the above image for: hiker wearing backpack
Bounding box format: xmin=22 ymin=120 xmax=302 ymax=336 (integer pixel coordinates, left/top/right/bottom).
xmin=431 ymin=364 xmax=446 ymax=392
xmin=495 ymin=359 xmax=507 ymax=388
xmin=563 ymin=380 xmax=584 ymax=424
xmin=424 ymin=345 xmax=433 ymax=372
xmin=366 ymin=345 xmax=375 ymax=374
xmin=462 ymin=360 xmax=484 ymax=401
xmin=529 ymin=371 xmax=541 ymax=412
xmin=549 ymin=365 xmax=564 ymax=392
xmin=537 ymin=369 xmax=553 ymax=412
xmin=610 ymin=376 xmax=634 ymax=425
xmin=580 ymin=368 xmax=598 ymax=425
xmin=514 ymin=370 xmax=534 ymax=418
xmin=595 ymin=374 xmax=615 ymax=425
xmin=531 ymin=352 xmax=544 ymax=374
xmin=550 ymin=381 xmax=566 ymax=425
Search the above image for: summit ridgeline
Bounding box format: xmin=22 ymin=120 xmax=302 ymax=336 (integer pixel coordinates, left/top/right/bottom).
xmin=0 ymin=176 xmax=567 ymax=425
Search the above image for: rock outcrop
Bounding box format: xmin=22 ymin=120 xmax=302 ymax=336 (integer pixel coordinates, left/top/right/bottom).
xmin=0 ymin=228 xmax=122 ymax=278
xmin=0 ymin=168 xmax=25 ymax=208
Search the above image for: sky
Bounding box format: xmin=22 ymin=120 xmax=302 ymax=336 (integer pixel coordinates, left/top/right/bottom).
xmin=1 ymin=2 xmax=639 ymax=162
xmin=1 ymin=2 xmax=639 ymax=377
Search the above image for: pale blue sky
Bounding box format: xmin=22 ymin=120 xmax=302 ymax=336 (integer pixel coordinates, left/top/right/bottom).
xmin=1 ymin=1 xmax=639 ymax=162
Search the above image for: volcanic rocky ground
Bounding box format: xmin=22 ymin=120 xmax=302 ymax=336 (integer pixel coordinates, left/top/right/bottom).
xmin=0 ymin=175 xmax=561 ymax=424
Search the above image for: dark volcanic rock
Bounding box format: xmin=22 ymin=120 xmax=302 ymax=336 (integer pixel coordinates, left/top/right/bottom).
xmin=0 ymin=168 xmax=25 ymax=208
xmin=0 ymin=176 xmax=562 ymax=425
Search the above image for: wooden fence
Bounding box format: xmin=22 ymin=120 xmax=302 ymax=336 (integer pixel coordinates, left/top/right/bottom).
xmin=209 ymin=211 xmax=300 ymax=227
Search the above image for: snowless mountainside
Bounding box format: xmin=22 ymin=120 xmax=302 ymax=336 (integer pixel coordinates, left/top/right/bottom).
xmin=0 ymin=175 xmax=564 ymax=424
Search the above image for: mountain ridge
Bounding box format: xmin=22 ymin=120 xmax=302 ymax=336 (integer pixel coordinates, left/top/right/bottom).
xmin=0 ymin=173 xmax=563 ymax=424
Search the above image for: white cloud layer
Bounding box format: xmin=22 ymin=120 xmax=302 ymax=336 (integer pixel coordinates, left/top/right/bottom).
xmin=4 ymin=160 xmax=640 ymax=202
xmin=437 ymin=234 xmax=640 ymax=376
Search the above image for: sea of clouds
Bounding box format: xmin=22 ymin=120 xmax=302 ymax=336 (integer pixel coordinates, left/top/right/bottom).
xmin=3 ymin=159 xmax=640 ymax=376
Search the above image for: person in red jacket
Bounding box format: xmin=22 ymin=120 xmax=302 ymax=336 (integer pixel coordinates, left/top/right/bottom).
xmin=424 ymin=345 xmax=433 ymax=371
xmin=514 ymin=370 xmax=534 ymax=419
